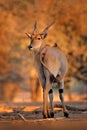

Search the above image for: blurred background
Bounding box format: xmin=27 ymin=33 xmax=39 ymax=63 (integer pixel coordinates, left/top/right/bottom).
xmin=0 ymin=0 xmax=87 ymax=102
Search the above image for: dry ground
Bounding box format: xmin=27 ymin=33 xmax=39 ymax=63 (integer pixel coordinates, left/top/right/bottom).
xmin=0 ymin=102 xmax=87 ymax=130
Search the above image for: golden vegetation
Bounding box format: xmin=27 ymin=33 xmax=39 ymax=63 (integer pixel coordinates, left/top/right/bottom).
xmin=0 ymin=0 xmax=87 ymax=101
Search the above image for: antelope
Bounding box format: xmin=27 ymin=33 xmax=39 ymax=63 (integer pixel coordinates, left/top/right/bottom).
xmin=26 ymin=22 xmax=69 ymax=118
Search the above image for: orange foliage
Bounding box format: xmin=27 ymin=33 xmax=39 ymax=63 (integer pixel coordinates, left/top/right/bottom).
xmin=0 ymin=0 xmax=87 ymax=101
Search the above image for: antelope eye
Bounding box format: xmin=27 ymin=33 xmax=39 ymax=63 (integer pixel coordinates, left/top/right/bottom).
xmin=37 ymin=37 xmax=41 ymax=40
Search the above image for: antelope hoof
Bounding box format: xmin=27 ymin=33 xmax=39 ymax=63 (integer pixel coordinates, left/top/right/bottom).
xmin=43 ymin=111 xmax=54 ymax=118
xmin=43 ymin=114 xmax=48 ymax=119
xmin=64 ymin=111 xmax=69 ymax=118
xmin=50 ymin=111 xmax=54 ymax=118
xmin=48 ymin=111 xmax=54 ymax=118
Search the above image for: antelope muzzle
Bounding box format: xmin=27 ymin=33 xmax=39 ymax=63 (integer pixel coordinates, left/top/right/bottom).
xmin=28 ymin=45 xmax=32 ymax=50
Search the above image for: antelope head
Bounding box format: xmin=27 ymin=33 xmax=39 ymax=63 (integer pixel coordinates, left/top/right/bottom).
xmin=26 ymin=22 xmax=54 ymax=51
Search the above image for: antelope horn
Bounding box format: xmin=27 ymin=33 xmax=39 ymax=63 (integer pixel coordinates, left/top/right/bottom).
xmin=42 ymin=21 xmax=55 ymax=35
xmin=25 ymin=32 xmax=31 ymax=38
xmin=32 ymin=22 xmax=37 ymax=34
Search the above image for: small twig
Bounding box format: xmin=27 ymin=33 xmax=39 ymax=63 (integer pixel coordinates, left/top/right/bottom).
xmin=17 ymin=113 xmax=26 ymax=122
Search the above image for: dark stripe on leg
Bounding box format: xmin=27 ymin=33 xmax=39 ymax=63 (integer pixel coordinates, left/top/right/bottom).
xmin=49 ymin=89 xmax=53 ymax=94
xmin=59 ymin=89 xmax=63 ymax=93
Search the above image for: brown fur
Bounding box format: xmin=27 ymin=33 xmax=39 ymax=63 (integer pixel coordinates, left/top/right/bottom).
xmin=26 ymin=22 xmax=69 ymax=118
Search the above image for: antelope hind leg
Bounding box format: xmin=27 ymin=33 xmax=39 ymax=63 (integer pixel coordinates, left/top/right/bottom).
xmin=58 ymin=80 xmax=69 ymax=118
xmin=48 ymin=88 xmax=54 ymax=118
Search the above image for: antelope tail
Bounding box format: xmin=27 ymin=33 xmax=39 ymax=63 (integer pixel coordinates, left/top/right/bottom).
xmin=40 ymin=53 xmax=51 ymax=74
xmin=40 ymin=53 xmax=57 ymax=83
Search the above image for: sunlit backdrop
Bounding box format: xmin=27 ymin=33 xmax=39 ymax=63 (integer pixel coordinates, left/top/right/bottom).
xmin=0 ymin=0 xmax=87 ymax=102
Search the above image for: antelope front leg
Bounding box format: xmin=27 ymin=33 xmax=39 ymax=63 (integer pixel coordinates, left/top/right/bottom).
xmin=43 ymin=88 xmax=48 ymax=118
xmin=58 ymin=80 xmax=69 ymax=118
xmin=43 ymin=80 xmax=52 ymax=118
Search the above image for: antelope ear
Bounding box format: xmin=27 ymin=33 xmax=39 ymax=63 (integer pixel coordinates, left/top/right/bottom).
xmin=40 ymin=33 xmax=47 ymax=39
xmin=25 ymin=33 xmax=32 ymax=39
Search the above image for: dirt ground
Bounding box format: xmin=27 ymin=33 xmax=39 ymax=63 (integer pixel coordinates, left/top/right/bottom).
xmin=0 ymin=102 xmax=87 ymax=130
